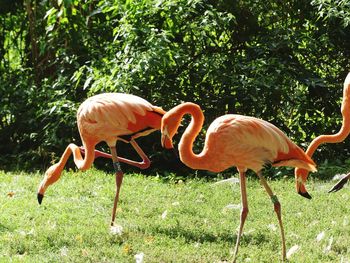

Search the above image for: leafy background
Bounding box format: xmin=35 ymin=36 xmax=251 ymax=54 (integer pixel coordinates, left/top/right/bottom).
xmin=1 ymin=0 xmax=350 ymax=176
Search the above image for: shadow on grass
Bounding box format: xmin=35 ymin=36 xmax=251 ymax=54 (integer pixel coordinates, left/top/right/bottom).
xmin=148 ymin=224 xmax=269 ymax=246
xmin=0 ymin=223 xmax=10 ymax=233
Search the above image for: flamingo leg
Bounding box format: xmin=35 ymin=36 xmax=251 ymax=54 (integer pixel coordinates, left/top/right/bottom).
xmin=129 ymin=139 xmax=151 ymax=168
xmin=256 ymin=172 xmax=286 ymax=261
xmin=233 ymin=170 xmax=249 ymax=263
xmin=79 ymin=139 xmax=150 ymax=169
xmin=109 ymin=146 xmax=124 ymax=226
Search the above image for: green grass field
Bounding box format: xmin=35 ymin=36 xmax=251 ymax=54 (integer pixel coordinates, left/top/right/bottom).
xmin=0 ymin=168 xmax=349 ymax=262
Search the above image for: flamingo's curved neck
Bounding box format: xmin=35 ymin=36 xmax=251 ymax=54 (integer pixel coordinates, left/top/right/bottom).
xmin=39 ymin=141 xmax=97 ymax=194
xmin=57 ymin=142 xmax=96 ymax=173
xmin=176 ymin=103 xmax=209 ymax=170
xmin=306 ymin=75 xmax=350 ymax=157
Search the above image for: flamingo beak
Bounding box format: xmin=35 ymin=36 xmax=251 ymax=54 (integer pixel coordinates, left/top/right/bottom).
xmin=295 ymin=168 xmax=312 ymax=199
xmin=37 ymin=180 xmax=46 ymax=204
xmin=298 ymin=190 xmax=312 ymax=199
xmin=37 ymin=163 xmax=63 ymax=205
xmin=37 ymin=193 xmax=44 ymax=204
xmin=328 ymin=174 xmax=349 ymax=193
xmin=161 ymin=126 xmax=173 ymax=149
xmin=296 ymin=178 xmax=312 ymax=199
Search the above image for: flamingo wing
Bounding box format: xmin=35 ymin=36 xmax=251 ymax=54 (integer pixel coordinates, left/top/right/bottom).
xmin=205 ymin=115 xmax=315 ymax=173
xmin=77 ymin=93 xmax=165 ymax=145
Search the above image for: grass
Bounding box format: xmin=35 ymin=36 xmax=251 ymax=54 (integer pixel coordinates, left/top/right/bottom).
xmin=0 ymin=168 xmax=349 ymax=262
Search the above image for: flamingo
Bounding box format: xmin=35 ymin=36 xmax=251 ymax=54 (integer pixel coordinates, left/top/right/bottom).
xmin=295 ymin=72 xmax=350 ymax=195
xmin=37 ymin=93 xmax=165 ymax=226
xmin=160 ymin=102 xmax=317 ymax=262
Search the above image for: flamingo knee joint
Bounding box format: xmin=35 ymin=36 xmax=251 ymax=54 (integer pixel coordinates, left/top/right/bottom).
xmin=113 ymin=162 xmax=122 ymax=173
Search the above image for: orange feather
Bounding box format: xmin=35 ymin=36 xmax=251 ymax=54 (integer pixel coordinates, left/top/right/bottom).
xmin=295 ymin=72 xmax=350 ymax=194
xmin=37 ymin=93 xmax=165 ymax=226
xmin=161 ymin=101 xmax=317 ymax=261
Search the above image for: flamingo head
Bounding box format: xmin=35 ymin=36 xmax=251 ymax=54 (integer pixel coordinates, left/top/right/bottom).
xmin=294 ymin=167 xmax=312 ymax=199
xmin=161 ymin=110 xmax=182 ymax=149
xmin=37 ymin=163 xmax=63 ymax=204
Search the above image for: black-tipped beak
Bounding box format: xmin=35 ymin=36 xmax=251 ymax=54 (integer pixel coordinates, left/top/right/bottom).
xmin=328 ymin=176 xmax=349 ymax=193
xmin=37 ymin=193 xmax=44 ymax=204
xmin=298 ymin=191 xmax=312 ymax=199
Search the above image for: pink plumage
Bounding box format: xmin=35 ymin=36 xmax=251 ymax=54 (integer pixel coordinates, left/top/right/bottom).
xmin=37 ymin=93 xmax=165 ymax=226
xmin=161 ymin=102 xmax=316 ymax=262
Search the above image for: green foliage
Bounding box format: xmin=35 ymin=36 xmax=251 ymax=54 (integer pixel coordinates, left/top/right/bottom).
xmin=312 ymin=0 xmax=350 ymax=27
xmin=1 ymin=0 xmax=350 ymax=173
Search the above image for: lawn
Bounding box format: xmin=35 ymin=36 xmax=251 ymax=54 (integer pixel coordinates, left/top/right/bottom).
xmin=0 ymin=168 xmax=349 ymax=262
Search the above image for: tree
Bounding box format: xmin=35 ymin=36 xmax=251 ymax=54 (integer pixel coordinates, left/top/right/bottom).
xmin=1 ymin=0 xmax=349 ymax=174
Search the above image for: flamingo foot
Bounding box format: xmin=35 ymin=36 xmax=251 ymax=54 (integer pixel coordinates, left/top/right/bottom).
xmin=37 ymin=193 xmax=44 ymax=204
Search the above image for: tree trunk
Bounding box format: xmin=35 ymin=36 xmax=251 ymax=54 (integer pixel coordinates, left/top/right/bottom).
xmin=24 ymin=0 xmax=40 ymax=86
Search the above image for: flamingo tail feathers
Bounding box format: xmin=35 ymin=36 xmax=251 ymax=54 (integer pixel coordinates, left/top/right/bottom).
xmin=273 ymin=159 xmax=317 ymax=172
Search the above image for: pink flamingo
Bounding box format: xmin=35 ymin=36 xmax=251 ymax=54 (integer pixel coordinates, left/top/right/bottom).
xmin=295 ymin=72 xmax=350 ymax=195
xmin=160 ymin=102 xmax=317 ymax=262
xmin=37 ymin=93 xmax=165 ymax=226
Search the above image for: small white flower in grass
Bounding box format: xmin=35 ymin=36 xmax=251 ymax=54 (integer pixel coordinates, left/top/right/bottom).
xmin=172 ymin=201 xmax=180 ymax=206
xmin=286 ymin=245 xmax=300 ymax=259
xmin=161 ymin=210 xmax=168 ymax=220
xmin=343 ymin=216 xmax=349 ymax=226
xmin=134 ymin=252 xmax=144 ymax=263
xmin=110 ymin=224 xmax=123 ymax=235
xmin=340 ymin=255 xmax=350 ymax=263
xmin=196 ymin=197 xmax=204 ymax=203
xmin=267 ymin=223 xmax=277 ymax=232
xmin=226 ymin=204 xmax=241 ymax=209
xmin=47 ymin=220 xmax=56 ymax=229
xmin=245 ymin=229 xmax=255 ymax=235
xmin=18 ymin=229 xmax=35 ymax=237
xmin=222 ymin=204 xmax=241 ymax=213
xmin=60 ymin=246 xmax=68 ymax=257
xmin=27 ymin=228 xmax=35 ymax=236
xmin=15 ymin=254 xmax=25 ymax=259
xmin=213 ymin=177 xmax=239 ymax=185
xmin=324 ymin=236 xmax=333 ymax=253
xmin=310 ymin=220 xmax=319 ymax=226
xmin=316 ymin=231 xmax=325 ymax=242
xmin=289 ymin=233 xmax=300 ymax=239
